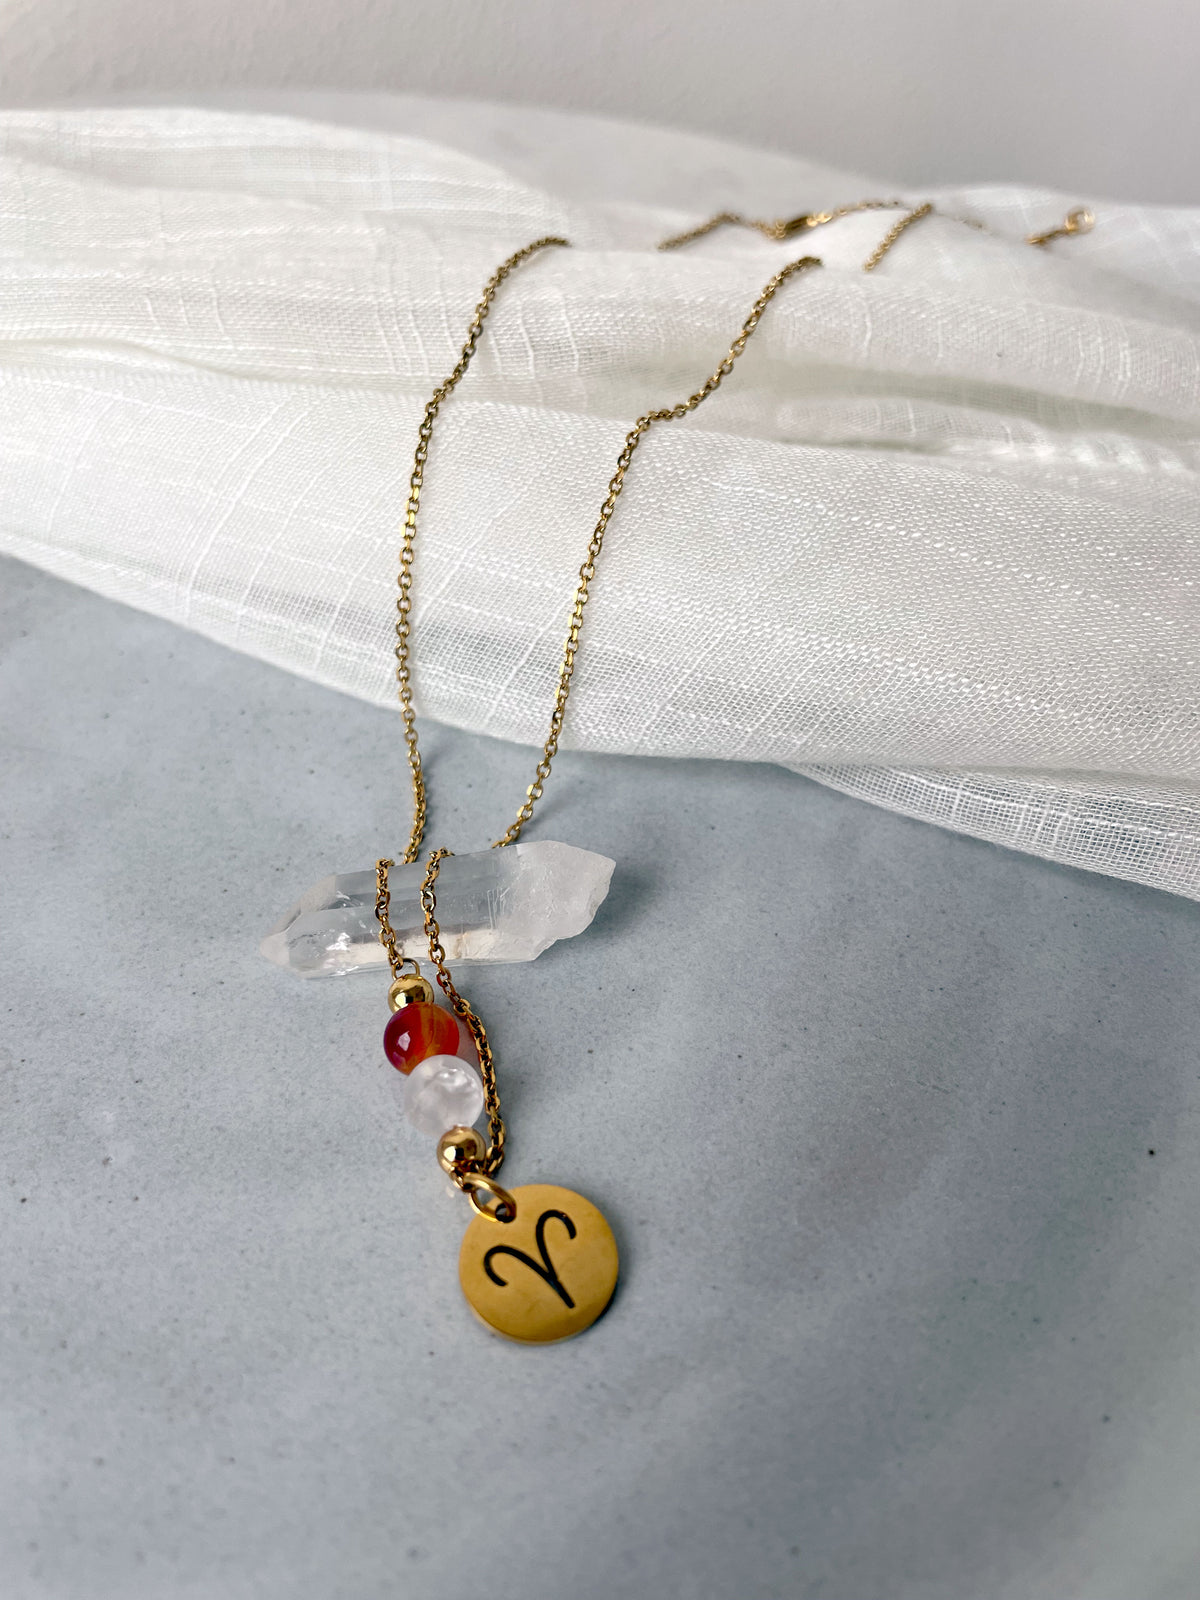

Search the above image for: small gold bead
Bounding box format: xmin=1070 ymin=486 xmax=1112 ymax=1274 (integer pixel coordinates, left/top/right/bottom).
xmin=437 ymin=1125 xmax=487 ymax=1178
xmin=387 ymin=973 xmax=436 ymax=1012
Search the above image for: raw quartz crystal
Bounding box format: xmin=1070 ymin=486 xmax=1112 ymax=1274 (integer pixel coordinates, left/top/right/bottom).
xmin=260 ymin=840 xmax=615 ymax=977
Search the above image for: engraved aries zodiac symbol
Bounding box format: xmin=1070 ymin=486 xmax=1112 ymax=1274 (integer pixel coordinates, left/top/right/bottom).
xmin=483 ymin=1208 xmax=577 ymax=1308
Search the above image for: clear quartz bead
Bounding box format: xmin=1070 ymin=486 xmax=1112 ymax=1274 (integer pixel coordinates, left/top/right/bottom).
xmin=403 ymin=1054 xmax=485 ymax=1138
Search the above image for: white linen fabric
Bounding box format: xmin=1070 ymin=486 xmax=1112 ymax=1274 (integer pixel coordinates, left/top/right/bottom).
xmin=3 ymin=104 xmax=1200 ymax=896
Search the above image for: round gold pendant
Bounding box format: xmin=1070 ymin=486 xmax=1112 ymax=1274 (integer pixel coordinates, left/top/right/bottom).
xmin=458 ymin=1184 xmax=619 ymax=1344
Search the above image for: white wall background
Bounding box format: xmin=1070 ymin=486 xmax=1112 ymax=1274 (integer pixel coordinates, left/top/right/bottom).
xmin=0 ymin=0 xmax=1195 ymax=202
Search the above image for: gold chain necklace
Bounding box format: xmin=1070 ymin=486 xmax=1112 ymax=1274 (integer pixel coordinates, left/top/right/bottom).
xmin=370 ymin=197 xmax=1093 ymax=1343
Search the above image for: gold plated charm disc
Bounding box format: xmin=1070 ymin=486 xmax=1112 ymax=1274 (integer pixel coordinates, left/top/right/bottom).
xmin=458 ymin=1184 xmax=618 ymax=1344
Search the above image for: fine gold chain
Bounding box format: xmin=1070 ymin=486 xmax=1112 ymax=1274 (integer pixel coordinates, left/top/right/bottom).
xmin=657 ymin=196 xmax=1094 ymax=262
xmin=376 ymin=192 xmax=1097 ymax=1185
xmin=376 ymin=240 xmax=827 ymax=1175
xmin=387 ymin=235 xmax=572 ymax=874
xmin=860 ymin=201 xmax=935 ymax=272
xmin=657 ymin=197 xmax=915 ymax=251
xmin=491 ymin=247 xmax=823 ymax=851
xmin=389 ymin=242 xmax=821 ymax=870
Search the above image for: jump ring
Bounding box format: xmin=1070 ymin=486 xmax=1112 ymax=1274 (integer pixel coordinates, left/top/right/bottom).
xmin=460 ymin=1172 xmax=518 ymax=1224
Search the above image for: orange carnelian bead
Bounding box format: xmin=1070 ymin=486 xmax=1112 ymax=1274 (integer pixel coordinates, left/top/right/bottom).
xmin=383 ymin=1002 xmax=461 ymax=1075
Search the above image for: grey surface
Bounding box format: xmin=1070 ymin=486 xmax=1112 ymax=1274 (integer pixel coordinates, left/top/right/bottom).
xmin=3 ymin=556 xmax=1200 ymax=1600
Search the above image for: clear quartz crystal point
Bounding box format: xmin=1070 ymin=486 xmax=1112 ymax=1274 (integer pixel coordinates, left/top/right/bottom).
xmin=260 ymin=840 xmax=615 ymax=978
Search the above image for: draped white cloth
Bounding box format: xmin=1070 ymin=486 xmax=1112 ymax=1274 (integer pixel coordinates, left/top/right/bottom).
xmin=3 ymin=104 xmax=1200 ymax=896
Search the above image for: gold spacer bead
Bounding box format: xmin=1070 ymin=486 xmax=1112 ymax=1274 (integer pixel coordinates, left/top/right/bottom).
xmin=437 ymin=1125 xmax=488 ymax=1179
xmin=387 ymin=973 xmax=436 ymax=1012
